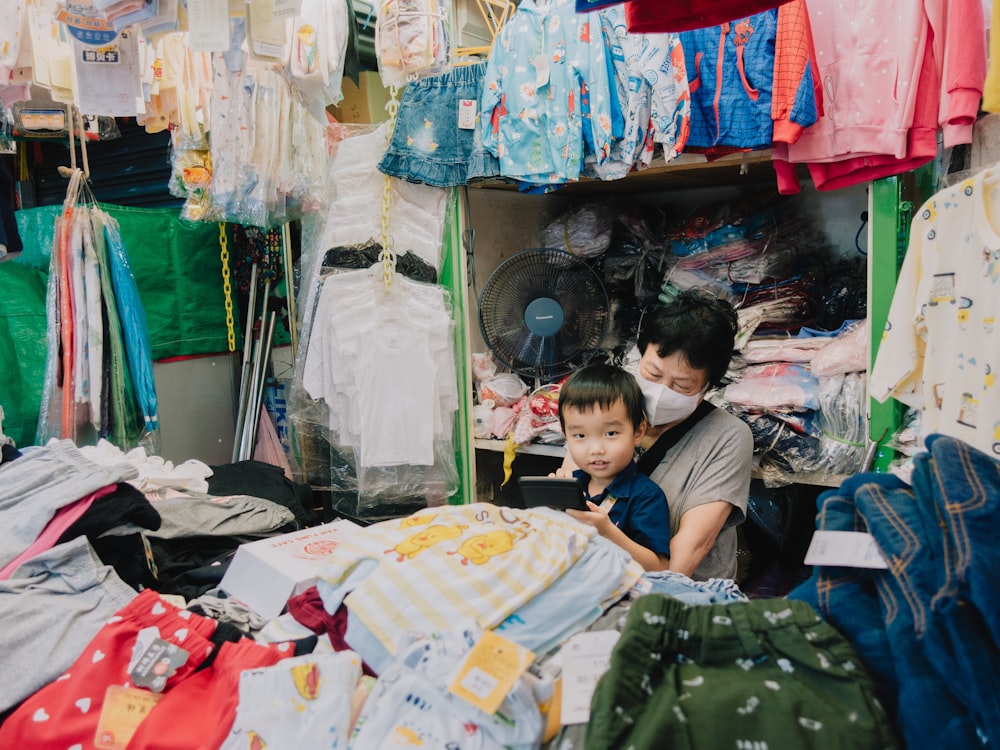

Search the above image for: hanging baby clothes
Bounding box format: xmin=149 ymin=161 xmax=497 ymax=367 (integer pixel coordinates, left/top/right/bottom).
xmin=377 ymin=62 xmax=502 ymax=187
xmin=583 ymin=5 xmax=690 ymax=180
xmin=321 ymin=123 xmax=448 ymax=269
xmin=374 ymin=0 xmax=450 ymax=87
xmin=298 ymin=267 xmax=459 ymax=503
xmin=871 ymin=170 xmax=1000 ymax=457
xmin=480 ymin=0 xmax=616 ymax=185
xmin=678 ymin=10 xmax=782 ymax=151
xmin=288 ymin=0 xmax=351 ymax=121
xmin=772 ymin=0 xmax=986 ymax=193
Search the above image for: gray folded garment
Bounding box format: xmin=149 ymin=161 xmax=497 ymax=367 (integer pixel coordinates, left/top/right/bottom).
xmin=143 ymin=488 xmax=296 ymax=538
xmin=0 ymin=537 xmax=138 ymax=712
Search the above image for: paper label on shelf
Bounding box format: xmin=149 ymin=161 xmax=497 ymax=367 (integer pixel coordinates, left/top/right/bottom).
xmin=803 ymin=530 xmax=889 ymax=569
xmin=448 ymin=631 xmax=534 ymax=715
xmin=559 ymin=630 xmax=619 ymax=725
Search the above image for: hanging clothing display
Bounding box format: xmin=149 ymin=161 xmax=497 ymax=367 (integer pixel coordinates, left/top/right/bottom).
xmin=377 ymin=62 xmax=503 ymax=187
xmin=584 ymin=6 xmax=691 ymax=180
xmin=871 ymin=169 xmax=1000 ymax=457
xmin=35 ymin=173 xmax=161 ymax=451
xmin=296 ymin=266 xmax=459 ymax=505
xmin=480 ymin=0 xmax=616 ymax=184
xmin=773 ymin=0 xmax=986 ymax=192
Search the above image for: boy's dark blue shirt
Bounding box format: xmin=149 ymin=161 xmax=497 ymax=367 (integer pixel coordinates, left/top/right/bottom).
xmin=573 ymin=461 xmax=671 ymax=557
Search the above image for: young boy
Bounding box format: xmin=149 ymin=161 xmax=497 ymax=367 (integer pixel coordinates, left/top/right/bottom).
xmin=558 ymin=363 xmax=671 ymax=571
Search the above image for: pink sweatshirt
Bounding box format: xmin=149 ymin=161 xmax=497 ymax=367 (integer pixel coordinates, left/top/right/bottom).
xmin=773 ymin=0 xmax=985 ymax=193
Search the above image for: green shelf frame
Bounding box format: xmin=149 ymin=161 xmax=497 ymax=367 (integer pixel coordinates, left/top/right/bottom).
xmin=867 ymin=163 xmax=936 ymax=472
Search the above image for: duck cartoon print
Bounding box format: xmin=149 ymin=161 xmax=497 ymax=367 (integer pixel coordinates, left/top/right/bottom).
xmin=447 ymin=528 xmax=522 ymax=566
xmin=290 ymin=661 xmax=321 ymax=701
xmin=387 ymin=524 xmax=467 ymax=561
xmin=398 ymin=513 xmax=437 ymax=529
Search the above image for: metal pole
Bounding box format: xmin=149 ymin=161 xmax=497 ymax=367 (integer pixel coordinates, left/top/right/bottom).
xmin=239 ymin=278 xmax=270 ymax=460
xmin=281 ymin=222 xmax=298 ymax=360
xmin=247 ymin=309 xmax=278 ymax=457
xmin=232 ymin=262 xmax=259 ymax=461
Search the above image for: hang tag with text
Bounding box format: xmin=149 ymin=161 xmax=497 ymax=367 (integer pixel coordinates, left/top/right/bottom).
xmin=448 ymin=631 xmax=535 ymax=715
xmin=128 ymin=637 xmax=189 ymax=692
xmin=458 ymin=99 xmax=477 ymax=129
xmin=804 ymin=530 xmax=889 ymax=569
xmin=559 ymin=630 xmax=619 ymax=725
xmin=94 ymin=685 xmax=162 ymax=750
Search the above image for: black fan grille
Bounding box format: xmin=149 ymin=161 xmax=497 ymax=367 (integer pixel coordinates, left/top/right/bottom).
xmin=478 ymin=248 xmax=609 ymax=380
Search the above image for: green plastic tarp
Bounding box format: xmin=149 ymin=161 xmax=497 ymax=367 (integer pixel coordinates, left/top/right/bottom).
xmin=3 ymin=203 xmax=235 ymax=447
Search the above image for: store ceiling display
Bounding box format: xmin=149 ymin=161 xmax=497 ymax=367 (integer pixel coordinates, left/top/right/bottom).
xmin=478 ymin=248 xmax=609 ymax=382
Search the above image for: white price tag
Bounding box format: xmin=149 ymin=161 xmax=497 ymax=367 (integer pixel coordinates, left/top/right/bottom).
xmin=559 ymin=631 xmax=619 ymax=725
xmin=803 ymin=530 xmax=889 ymax=569
xmin=458 ymin=99 xmax=477 ymax=129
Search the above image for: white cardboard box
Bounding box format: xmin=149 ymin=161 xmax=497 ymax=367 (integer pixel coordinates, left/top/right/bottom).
xmin=219 ymin=519 xmax=361 ymax=620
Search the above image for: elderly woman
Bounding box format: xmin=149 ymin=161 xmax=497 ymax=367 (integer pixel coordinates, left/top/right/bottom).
xmin=562 ymin=289 xmax=753 ymax=580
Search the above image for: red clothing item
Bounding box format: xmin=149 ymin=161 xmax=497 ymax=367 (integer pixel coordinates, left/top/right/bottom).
xmin=0 ymin=589 xmax=217 ymax=749
xmin=625 ymin=0 xmax=794 ymax=33
xmin=771 ymin=0 xmax=822 ymax=145
xmin=125 ymin=638 xmax=296 ymax=750
xmin=287 ymin=586 xmax=377 ymax=676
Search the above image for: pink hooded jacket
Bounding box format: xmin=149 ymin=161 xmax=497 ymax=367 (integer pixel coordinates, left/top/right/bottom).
xmin=773 ymin=0 xmax=985 ymax=193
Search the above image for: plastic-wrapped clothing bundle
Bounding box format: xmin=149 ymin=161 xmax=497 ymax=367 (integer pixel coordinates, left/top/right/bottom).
xmin=374 ymin=0 xmax=450 ymax=87
xmin=295 ymin=267 xmax=459 ymax=508
xmin=540 ymin=203 xmax=615 ymax=258
xmin=723 ymin=362 xmax=819 ymax=411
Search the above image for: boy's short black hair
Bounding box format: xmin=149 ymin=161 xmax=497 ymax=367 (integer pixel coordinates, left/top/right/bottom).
xmin=636 ymin=289 xmax=738 ymax=388
xmin=558 ymin=363 xmax=647 ymax=431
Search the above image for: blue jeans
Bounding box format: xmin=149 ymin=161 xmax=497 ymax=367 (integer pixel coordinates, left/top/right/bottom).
xmin=634 ymin=569 xmax=748 ymax=605
xmin=378 ymin=63 xmax=501 ymax=187
xmin=854 ymin=474 xmax=989 ymax=748
xmin=788 ymin=474 xmax=898 ymax=713
xmin=792 ymin=450 xmax=996 ymax=749
xmin=922 ymin=433 xmax=1000 ymax=646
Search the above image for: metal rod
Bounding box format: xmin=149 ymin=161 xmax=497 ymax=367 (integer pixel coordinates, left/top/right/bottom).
xmin=239 ymin=278 xmax=271 ymax=460
xmin=240 ymin=329 xmax=265 ymax=461
xmin=281 ymin=222 xmax=298 ymax=360
xmin=247 ymin=309 xmax=278 ymax=458
xmin=232 ymin=262 xmax=259 ymax=461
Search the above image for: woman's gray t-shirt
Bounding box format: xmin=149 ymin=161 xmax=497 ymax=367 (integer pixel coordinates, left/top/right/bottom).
xmin=646 ymin=407 xmax=753 ymax=580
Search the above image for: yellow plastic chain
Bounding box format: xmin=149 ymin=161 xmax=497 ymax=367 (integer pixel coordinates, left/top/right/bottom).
xmin=379 ymin=86 xmax=401 ymax=292
xmin=219 ymin=222 xmax=236 ymax=351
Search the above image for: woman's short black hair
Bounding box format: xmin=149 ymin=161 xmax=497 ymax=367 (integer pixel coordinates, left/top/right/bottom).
xmin=636 ymin=289 xmax=738 ymax=388
xmin=558 ymin=363 xmax=646 ymax=431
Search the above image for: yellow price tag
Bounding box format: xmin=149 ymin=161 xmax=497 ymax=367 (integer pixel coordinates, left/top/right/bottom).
xmin=94 ymin=685 xmax=162 ymax=750
xmin=448 ymin=631 xmax=535 ymax=715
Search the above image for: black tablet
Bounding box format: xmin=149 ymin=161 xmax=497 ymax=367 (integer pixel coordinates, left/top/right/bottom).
xmin=517 ymin=476 xmax=589 ymax=512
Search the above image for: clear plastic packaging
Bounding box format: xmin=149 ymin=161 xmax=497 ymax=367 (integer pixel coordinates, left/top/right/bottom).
xmin=539 ymin=203 xmax=615 ymax=259
xmin=374 ymin=0 xmax=450 ymax=88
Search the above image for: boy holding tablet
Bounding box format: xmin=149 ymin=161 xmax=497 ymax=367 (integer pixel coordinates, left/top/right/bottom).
xmin=558 ymin=363 xmax=671 ymax=571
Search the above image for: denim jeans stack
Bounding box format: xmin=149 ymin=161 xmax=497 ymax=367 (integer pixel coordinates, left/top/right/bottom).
xmin=789 ymin=433 xmax=1000 ymax=749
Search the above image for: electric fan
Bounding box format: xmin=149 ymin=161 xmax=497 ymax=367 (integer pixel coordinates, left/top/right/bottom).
xmin=478 ymin=248 xmax=610 ymax=382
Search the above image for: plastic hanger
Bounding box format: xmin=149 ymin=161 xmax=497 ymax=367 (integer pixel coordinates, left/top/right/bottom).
xmin=454 ymin=0 xmax=515 ymax=62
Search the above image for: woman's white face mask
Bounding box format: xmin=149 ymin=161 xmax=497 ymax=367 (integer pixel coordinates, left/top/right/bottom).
xmin=636 ymin=374 xmax=703 ymax=426
xmin=633 ymin=347 xmax=710 ymax=426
